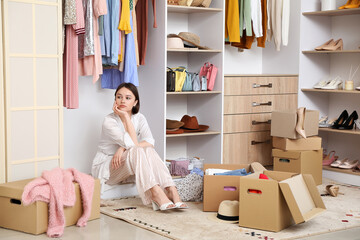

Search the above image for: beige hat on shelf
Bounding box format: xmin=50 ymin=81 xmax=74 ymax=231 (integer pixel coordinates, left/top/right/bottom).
xmin=178 ymin=0 xmax=193 ymax=6
xmin=167 ymin=32 xmax=209 ymax=50
xmin=208 ymin=200 xmax=239 ymax=224
xmin=167 ymin=37 xmax=185 ymax=49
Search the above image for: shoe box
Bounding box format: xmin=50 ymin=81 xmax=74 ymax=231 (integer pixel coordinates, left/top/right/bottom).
xmin=0 ymin=178 xmax=101 ymax=235
xmin=272 ymin=148 xmax=322 ymax=185
xmin=271 ymin=110 xmax=319 ymax=139
xmin=272 ymin=136 xmax=322 ymax=151
xmin=239 ymin=171 xmax=326 ymax=232
xmin=203 ymin=164 xmax=256 ymax=212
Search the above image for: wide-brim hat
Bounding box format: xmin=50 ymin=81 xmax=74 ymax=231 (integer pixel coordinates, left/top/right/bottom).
xmin=167 ymin=32 xmax=210 ymax=50
xmin=207 ymin=200 xmax=239 ymax=224
xmin=180 ymin=115 xmax=209 ymax=132
xmin=166 ymin=119 xmax=185 ymax=130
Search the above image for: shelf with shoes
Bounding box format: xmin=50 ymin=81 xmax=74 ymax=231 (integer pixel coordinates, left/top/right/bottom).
xmin=302 ymin=50 xmax=360 ymax=54
xmin=302 ymin=7 xmax=360 ymax=16
xmin=165 ymin=1 xmax=224 ymax=163
xmin=323 ymin=165 xmax=360 ymax=176
xmin=301 ymin=89 xmax=360 ymax=94
xmin=299 ymin=1 xmax=360 ymax=177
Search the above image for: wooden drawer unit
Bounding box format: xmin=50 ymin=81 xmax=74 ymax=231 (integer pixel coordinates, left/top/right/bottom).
xmin=223 ymin=132 xmax=272 ymax=166
xmin=223 ymin=113 xmax=271 ymax=133
xmin=224 ymin=94 xmax=298 ymax=114
xmin=223 ymin=75 xmax=298 ymax=166
xmin=224 ymin=76 xmax=298 ymax=95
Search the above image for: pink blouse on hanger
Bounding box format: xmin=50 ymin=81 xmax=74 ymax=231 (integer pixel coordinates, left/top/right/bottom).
xmin=78 ymin=0 xmax=107 ymax=83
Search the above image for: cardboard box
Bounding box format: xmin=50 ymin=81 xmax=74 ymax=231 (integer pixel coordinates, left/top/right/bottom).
xmin=0 ymin=178 xmax=100 ymax=235
xmin=272 ymin=136 xmax=322 ymax=151
xmin=239 ymin=171 xmax=326 ymax=232
xmin=203 ymin=164 xmax=252 ymax=212
xmin=271 ymin=110 xmax=319 ymax=139
xmin=273 ymin=148 xmax=322 ymax=185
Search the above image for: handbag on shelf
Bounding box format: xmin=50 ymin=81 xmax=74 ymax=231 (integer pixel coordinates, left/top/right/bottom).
xmin=199 ymin=62 xmax=218 ymax=91
xmin=182 ymin=71 xmax=193 ymax=91
xmin=173 ymin=66 xmax=187 ymax=92
xmin=192 ymin=73 xmax=201 ymax=91
xmin=201 ymin=75 xmax=207 ymax=91
xmin=166 ymin=67 xmax=176 ymax=92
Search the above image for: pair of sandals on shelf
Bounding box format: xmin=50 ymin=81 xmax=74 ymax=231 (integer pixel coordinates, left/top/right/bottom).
xmin=323 ymin=150 xmax=359 ymax=169
xmin=313 ymin=76 xmax=343 ymax=90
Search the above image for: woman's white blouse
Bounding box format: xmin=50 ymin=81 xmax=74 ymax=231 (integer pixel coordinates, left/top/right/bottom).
xmin=91 ymin=112 xmax=155 ymax=191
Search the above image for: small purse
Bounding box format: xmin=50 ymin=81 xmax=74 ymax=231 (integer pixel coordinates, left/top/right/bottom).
xmin=192 ymin=73 xmax=200 ymax=91
xmin=199 ymin=62 xmax=218 ymax=91
xmin=201 ymin=75 xmax=207 ymax=91
xmin=182 ymin=71 xmax=193 ymax=91
xmin=166 ymin=67 xmax=176 ymax=92
xmin=174 ymin=66 xmax=187 ymax=92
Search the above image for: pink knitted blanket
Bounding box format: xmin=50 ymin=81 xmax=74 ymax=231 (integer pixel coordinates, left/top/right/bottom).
xmin=22 ymin=168 xmax=95 ymax=238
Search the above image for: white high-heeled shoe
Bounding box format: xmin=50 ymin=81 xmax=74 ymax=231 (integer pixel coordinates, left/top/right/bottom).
xmin=321 ymin=76 xmax=343 ymax=90
xmin=174 ymin=202 xmax=189 ymax=209
xmin=152 ymin=200 xmax=176 ymax=211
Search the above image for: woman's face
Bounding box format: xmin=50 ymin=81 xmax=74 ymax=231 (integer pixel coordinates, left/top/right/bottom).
xmin=115 ymin=87 xmax=138 ymax=114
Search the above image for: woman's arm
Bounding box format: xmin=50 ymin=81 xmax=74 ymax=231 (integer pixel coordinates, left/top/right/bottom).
xmin=111 ymin=146 xmax=126 ymax=170
xmin=113 ymin=103 xmax=139 ymax=146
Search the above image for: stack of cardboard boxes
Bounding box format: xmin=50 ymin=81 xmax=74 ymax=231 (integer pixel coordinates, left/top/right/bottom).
xmin=271 ymin=109 xmax=323 ymax=185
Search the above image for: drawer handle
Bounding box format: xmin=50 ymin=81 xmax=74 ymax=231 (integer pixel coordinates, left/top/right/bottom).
xmin=252 ymin=101 xmax=272 ymax=107
xmin=252 ymin=120 xmax=271 ymax=125
xmin=251 ymin=140 xmax=271 ymax=145
xmin=253 ymin=83 xmax=272 ymax=88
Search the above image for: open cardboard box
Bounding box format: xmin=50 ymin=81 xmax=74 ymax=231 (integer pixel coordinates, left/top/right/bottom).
xmin=273 ymin=148 xmax=322 ymax=185
xmin=0 ymin=178 xmax=101 ymax=235
xmin=239 ymin=171 xmax=325 ymax=232
xmin=203 ymin=163 xmax=265 ymax=212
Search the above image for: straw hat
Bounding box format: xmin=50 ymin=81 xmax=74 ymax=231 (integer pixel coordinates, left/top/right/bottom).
xmin=178 ymin=0 xmax=193 ymax=6
xmin=191 ymin=0 xmax=212 ymax=7
xmin=166 ymin=119 xmax=185 ymax=130
xmin=208 ymin=200 xmax=239 ymax=224
xmin=167 ymin=32 xmax=209 ymax=50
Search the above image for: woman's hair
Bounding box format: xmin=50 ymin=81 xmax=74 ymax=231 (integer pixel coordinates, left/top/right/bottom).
xmin=114 ymin=83 xmax=140 ymax=114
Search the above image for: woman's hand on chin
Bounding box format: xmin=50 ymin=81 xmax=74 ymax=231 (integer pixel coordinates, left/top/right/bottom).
xmin=113 ymin=102 xmax=129 ymax=119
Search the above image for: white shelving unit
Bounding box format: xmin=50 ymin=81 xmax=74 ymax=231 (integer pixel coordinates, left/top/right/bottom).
xmin=299 ymin=1 xmax=360 ymax=177
xmin=165 ymin=3 xmax=224 ymax=162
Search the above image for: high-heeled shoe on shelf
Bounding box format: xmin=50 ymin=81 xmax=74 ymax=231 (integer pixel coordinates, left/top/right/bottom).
xmin=322 ymin=150 xmax=338 ymax=166
xmin=344 ymin=0 xmax=360 ymax=8
xmin=339 ymin=0 xmax=352 ymax=9
xmin=331 ymin=158 xmax=348 ymax=167
xmin=321 ymin=76 xmax=343 ymax=90
xmin=331 ymin=110 xmax=349 ymax=129
xmin=338 ymin=159 xmax=359 ymax=169
xmin=296 ymin=107 xmax=307 ymax=138
xmin=339 ymin=110 xmax=358 ymax=130
xmin=315 ymin=39 xmax=334 ymax=51
xmin=152 ymin=200 xmax=176 ymax=211
xmin=322 ymin=38 xmax=343 ymax=51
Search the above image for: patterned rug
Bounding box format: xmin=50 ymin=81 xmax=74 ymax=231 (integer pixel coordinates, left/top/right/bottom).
xmin=100 ymin=179 xmax=360 ymax=240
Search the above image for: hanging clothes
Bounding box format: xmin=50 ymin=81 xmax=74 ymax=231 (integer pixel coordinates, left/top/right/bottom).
xmin=101 ymin=0 xmax=120 ymax=65
xmin=239 ymin=0 xmax=252 ymax=37
xmin=257 ymin=0 xmax=267 ymax=48
xmin=135 ymin=0 xmax=157 ymax=65
xmin=119 ymin=0 xmax=131 ymax=34
xmin=132 ymin=9 xmax=140 ymax=66
xmin=78 ymin=0 xmax=95 ymax=58
xmin=225 ymin=0 xmax=240 ymax=43
xmin=78 ymin=0 xmax=107 ymax=82
xmin=271 ymin=0 xmax=282 ymax=51
xmin=63 ymin=0 xmax=85 ymax=109
xmin=251 ymin=0 xmax=263 ymax=38
xmin=282 ymin=0 xmax=290 ymax=46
